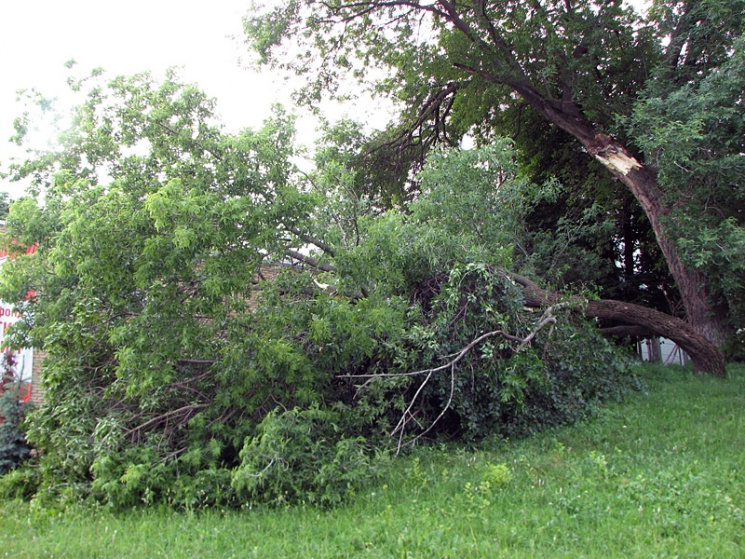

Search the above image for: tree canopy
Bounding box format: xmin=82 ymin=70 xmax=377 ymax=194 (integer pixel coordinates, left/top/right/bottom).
xmin=244 ymin=0 xmax=745 ymax=354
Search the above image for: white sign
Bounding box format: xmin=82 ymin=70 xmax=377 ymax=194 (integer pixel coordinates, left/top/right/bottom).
xmin=0 ymin=252 xmax=34 ymax=382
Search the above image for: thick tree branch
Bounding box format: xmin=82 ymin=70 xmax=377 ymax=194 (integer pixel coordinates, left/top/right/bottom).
xmin=507 ymin=271 xmax=726 ymax=377
xmin=284 ymin=248 xmax=338 ymax=273
xmin=599 ymin=325 xmax=656 ymax=338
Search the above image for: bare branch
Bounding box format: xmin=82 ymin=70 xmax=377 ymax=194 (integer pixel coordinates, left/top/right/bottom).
xmin=401 ymin=360 xmax=455 ymax=452
xmin=285 ymin=225 xmax=336 ymax=257
xmin=284 ymin=247 xmax=338 ymax=273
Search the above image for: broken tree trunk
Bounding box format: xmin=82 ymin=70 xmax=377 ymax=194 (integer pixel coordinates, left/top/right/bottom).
xmin=508 ymin=80 xmax=732 ymax=348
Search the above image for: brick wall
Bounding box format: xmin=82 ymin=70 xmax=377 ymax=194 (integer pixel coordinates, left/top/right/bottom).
xmin=29 ymin=349 xmax=46 ymax=406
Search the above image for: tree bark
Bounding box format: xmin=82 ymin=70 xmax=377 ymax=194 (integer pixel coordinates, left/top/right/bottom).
xmin=509 ymin=272 xmax=727 ymax=377
xmin=585 ymin=299 xmax=725 ymax=376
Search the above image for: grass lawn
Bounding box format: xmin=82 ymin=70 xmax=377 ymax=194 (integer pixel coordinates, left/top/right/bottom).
xmin=2 ymin=362 xmax=744 ymax=558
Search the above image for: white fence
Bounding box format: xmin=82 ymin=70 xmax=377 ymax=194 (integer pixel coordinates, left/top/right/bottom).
xmin=638 ymin=337 xmax=689 ymax=366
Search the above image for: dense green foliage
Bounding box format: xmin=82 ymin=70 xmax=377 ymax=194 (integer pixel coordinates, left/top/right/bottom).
xmin=0 ymin=69 xmax=639 ymax=509
xmin=0 ymin=352 xmax=32 ymax=475
xmin=245 ymin=0 xmax=745 ymax=347
xmin=2 ymin=363 xmax=743 ymax=557
xmin=629 ymin=31 xmax=745 ymax=346
xmin=231 ymin=406 xmax=383 ymax=507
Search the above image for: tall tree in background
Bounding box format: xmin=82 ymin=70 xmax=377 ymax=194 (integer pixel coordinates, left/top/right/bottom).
xmin=0 ymin=193 xmax=10 ymax=220
xmin=245 ymin=0 xmax=745 ymax=349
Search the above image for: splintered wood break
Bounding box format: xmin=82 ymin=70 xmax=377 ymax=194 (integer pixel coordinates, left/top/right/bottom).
xmin=598 ymin=149 xmax=642 ymax=176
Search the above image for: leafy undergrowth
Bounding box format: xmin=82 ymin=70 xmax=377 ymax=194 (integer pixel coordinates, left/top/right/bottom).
xmin=2 ymin=362 xmax=743 ymax=558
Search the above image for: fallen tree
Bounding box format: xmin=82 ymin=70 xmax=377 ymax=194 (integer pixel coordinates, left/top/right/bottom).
xmin=291 ymin=246 xmax=728 ymax=379
xmin=286 ymin=139 xmax=729 ymax=379
xmin=0 ymin=72 xmax=724 ymax=511
xmin=246 ymin=0 xmax=745 ymax=349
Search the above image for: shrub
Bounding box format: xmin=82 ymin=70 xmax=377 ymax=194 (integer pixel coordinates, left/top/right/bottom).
xmin=231 ymin=406 xmax=384 ymax=507
xmin=0 ymin=352 xmax=33 ymax=475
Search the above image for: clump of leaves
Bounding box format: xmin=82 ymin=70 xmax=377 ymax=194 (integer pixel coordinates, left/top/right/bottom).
xmin=232 ymin=406 xmax=384 ymax=507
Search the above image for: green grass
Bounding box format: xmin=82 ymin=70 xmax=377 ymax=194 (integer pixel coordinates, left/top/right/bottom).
xmin=2 ymin=363 xmax=744 ymax=558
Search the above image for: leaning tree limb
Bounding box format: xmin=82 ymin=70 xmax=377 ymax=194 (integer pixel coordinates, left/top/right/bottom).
xmin=585 ymin=299 xmax=726 ymax=377
xmin=507 ymin=272 xmax=727 ymax=378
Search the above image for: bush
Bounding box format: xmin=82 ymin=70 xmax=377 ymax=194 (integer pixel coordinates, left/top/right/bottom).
xmin=0 ymin=352 xmax=33 ymax=475
xmin=232 ymin=406 xmax=384 ymax=507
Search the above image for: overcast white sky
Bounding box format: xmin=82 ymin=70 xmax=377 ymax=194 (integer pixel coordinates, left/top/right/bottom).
xmin=0 ymin=0 xmax=354 ymax=198
xmin=0 ymin=1 xmax=648 ymax=200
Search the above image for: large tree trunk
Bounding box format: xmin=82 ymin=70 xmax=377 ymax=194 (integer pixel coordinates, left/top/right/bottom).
xmin=508 ymin=80 xmax=731 ymax=348
xmin=510 ymin=272 xmax=727 ymax=377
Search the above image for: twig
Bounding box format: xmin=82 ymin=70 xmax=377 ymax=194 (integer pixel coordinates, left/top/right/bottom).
xmin=124 ymin=403 xmax=209 ymax=437
xmin=400 ymin=361 xmax=456 ymax=454
xmin=159 ymin=447 xmax=188 ymax=464
xmin=391 ymin=369 xmax=434 ymax=440
xmin=517 ymin=317 xmax=556 ymax=351
xmin=241 ymin=459 xmax=277 ymax=478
